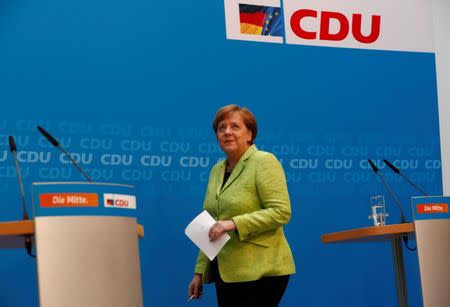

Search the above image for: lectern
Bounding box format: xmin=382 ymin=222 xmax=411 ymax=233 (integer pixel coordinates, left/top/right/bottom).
xmin=321 ymin=223 xmax=415 ymax=307
xmin=323 ymin=196 xmax=450 ymax=307
xmin=410 ymin=196 xmax=450 ymax=307
xmin=0 ymin=182 xmax=144 ymax=307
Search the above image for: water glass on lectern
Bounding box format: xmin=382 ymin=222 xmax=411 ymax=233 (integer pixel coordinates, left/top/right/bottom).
xmin=368 ymin=195 xmax=388 ymax=226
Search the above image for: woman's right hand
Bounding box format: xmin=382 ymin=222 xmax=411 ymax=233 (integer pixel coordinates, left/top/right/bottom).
xmin=188 ymin=273 xmax=203 ymax=300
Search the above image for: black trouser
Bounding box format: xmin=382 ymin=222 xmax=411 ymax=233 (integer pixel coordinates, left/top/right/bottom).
xmin=211 ymin=259 xmax=290 ymax=307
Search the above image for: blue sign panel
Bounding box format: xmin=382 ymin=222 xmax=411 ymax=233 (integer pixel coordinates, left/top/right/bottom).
xmin=411 ymin=196 xmax=450 ymax=221
xmin=32 ymin=182 xmax=137 ymax=218
xmin=0 ymin=0 xmax=442 ymax=306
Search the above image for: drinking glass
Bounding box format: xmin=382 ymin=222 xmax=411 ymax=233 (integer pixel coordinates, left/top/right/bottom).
xmin=368 ymin=195 xmax=388 ymax=226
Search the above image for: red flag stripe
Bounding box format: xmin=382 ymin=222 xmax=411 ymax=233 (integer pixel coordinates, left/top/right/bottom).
xmin=240 ymin=12 xmax=267 ymax=27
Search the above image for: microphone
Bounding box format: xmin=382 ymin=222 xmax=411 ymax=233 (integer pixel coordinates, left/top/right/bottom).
xmin=37 ymin=126 xmax=92 ymax=182
xmin=8 ymin=136 xmax=34 ymax=257
xmin=383 ymin=159 xmax=428 ymax=196
xmin=368 ymin=159 xmax=406 ymax=223
xmin=9 ymin=136 xmax=29 ymax=221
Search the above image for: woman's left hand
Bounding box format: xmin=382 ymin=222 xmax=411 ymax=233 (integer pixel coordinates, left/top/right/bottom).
xmin=209 ymin=220 xmax=237 ymax=241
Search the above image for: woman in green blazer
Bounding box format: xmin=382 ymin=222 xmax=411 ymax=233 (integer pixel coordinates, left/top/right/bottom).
xmin=188 ymin=105 xmax=295 ymax=307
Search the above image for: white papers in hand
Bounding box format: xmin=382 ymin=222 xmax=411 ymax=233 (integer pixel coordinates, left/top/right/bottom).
xmin=185 ymin=210 xmax=230 ymax=260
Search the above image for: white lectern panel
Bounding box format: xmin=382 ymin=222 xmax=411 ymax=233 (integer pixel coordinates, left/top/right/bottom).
xmin=35 ymin=216 xmax=143 ymax=307
xmin=411 ymin=196 xmax=450 ymax=307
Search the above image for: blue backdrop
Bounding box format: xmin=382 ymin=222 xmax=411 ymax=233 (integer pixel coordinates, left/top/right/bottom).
xmin=0 ymin=0 xmax=442 ymax=306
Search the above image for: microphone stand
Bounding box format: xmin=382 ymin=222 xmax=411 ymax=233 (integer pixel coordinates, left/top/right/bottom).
xmin=368 ymin=160 xmax=406 ymax=223
xmin=368 ymin=160 xmax=416 ymax=251
xmin=383 ymin=159 xmax=428 ymax=196
xmin=37 ymin=126 xmax=92 ymax=182
xmin=9 ymin=136 xmax=35 ymax=258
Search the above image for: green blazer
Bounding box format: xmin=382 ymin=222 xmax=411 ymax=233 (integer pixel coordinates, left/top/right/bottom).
xmin=195 ymin=145 xmax=296 ymax=283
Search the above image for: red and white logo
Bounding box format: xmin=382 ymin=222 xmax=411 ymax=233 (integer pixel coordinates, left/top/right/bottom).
xmin=104 ymin=193 xmax=136 ymax=210
xmin=225 ymin=0 xmax=434 ymax=52
xmin=417 ymin=203 xmax=449 ymax=214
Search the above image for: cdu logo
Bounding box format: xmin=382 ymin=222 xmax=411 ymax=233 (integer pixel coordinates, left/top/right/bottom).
xmin=223 ymin=0 xmax=440 ymax=53
xmin=225 ymin=0 xmax=382 ymax=46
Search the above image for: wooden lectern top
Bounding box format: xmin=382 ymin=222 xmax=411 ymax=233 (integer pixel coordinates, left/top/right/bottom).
xmin=0 ymin=220 xmax=35 ymax=236
xmin=321 ymin=223 xmax=415 ymax=243
xmin=0 ymin=220 xmax=144 ymax=249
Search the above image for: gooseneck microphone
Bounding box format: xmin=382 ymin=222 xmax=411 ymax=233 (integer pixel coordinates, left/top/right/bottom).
xmin=383 ymin=159 xmax=428 ymax=196
xmin=8 ymin=136 xmax=34 ymax=257
xmin=368 ymin=159 xmax=406 ymax=223
xmin=9 ymin=136 xmax=29 ymax=220
xmin=37 ymin=126 xmax=92 ymax=182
